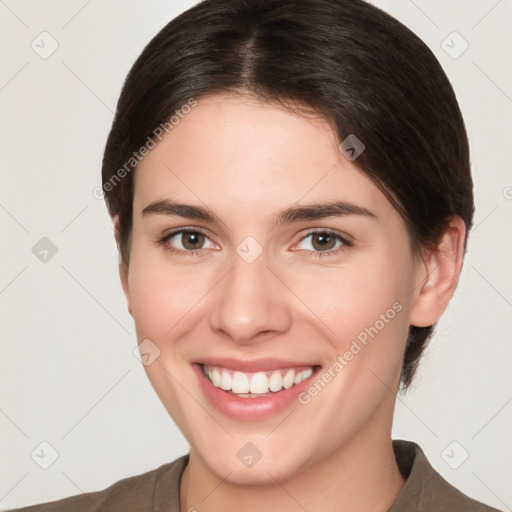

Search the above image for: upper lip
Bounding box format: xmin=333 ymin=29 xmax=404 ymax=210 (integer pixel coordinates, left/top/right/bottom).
xmin=193 ymin=357 xmax=320 ymax=373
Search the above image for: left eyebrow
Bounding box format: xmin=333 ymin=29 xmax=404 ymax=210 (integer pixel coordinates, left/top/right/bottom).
xmin=271 ymin=200 xmax=377 ymax=228
xmin=141 ymin=198 xmax=377 ymax=228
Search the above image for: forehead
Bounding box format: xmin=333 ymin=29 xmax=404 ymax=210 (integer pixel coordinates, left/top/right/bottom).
xmin=134 ymin=93 xmax=393 ymax=221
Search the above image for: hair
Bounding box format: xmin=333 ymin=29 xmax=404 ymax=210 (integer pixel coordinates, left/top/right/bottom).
xmin=101 ymin=0 xmax=473 ymax=391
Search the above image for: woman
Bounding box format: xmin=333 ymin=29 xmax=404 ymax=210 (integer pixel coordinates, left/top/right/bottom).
xmin=10 ymin=0 xmax=502 ymax=510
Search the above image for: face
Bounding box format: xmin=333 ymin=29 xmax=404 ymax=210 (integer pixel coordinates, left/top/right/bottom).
xmin=120 ymin=93 xmax=424 ymax=484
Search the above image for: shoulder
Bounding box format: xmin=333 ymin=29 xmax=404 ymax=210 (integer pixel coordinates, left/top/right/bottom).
xmin=6 ymin=454 xmax=189 ymax=512
xmin=391 ymin=440 xmax=503 ymax=512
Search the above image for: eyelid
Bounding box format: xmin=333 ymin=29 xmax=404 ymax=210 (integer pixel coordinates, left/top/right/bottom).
xmin=297 ymin=227 xmax=353 ymax=246
xmin=159 ymin=226 xmax=212 ymax=241
xmin=155 ymin=227 xmax=217 ymax=258
xmin=290 ymin=228 xmax=353 ymax=258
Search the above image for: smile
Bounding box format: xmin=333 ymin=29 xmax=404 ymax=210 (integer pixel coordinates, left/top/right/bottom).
xmin=192 ymin=361 xmax=322 ymax=421
xmin=202 ymin=364 xmax=315 ymax=396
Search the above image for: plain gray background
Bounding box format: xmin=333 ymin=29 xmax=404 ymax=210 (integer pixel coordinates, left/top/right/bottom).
xmin=1 ymin=0 xmax=511 ymax=510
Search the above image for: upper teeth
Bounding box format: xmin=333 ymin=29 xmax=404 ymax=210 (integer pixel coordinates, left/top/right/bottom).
xmin=202 ymin=365 xmax=314 ymax=394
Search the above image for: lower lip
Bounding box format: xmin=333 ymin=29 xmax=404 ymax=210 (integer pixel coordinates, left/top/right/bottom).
xmin=192 ymin=363 xmax=321 ymax=422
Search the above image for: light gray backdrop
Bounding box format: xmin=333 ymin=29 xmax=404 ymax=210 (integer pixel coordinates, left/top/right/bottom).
xmin=1 ymin=0 xmax=511 ymax=510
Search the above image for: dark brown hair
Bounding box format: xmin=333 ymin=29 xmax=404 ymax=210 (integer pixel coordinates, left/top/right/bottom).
xmin=101 ymin=0 xmax=473 ymax=390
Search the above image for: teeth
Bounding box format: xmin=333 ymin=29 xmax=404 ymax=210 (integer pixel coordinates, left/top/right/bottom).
xmin=211 ymin=369 xmax=221 ymax=387
xmin=302 ymin=367 xmax=313 ymax=380
xmin=220 ymin=370 xmax=231 ymax=391
xmin=282 ymin=369 xmax=295 ymax=389
xmin=249 ymin=372 xmax=269 ymax=394
xmin=232 ymin=371 xmax=250 ymax=393
xmin=268 ymin=371 xmax=283 ymax=392
xmin=202 ymin=365 xmax=315 ymax=395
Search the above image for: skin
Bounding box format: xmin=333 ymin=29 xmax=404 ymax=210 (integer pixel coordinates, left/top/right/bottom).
xmin=116 ymin=93 xmax=466 ymax=512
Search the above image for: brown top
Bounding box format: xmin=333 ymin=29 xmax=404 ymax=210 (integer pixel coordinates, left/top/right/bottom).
xmin=8 ymin=439 xmax=502 ymax=512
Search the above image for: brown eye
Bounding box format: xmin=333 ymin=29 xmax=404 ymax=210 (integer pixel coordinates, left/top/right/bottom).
xmin=159 ymin=229 xmax=216 ymax=256
xmin=180 ymin=231 xmax=206 ymax=250
xmin=295 ymin=229 xmax=352 ymax=258
xmin=310 ymin=233 xmax=337 ymax=251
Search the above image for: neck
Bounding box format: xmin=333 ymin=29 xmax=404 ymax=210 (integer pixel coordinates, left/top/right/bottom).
xmin=179 ymin=424 xmax=406 ymax=512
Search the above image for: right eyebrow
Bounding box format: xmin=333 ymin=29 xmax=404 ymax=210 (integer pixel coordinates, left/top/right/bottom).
xmin=142 ymin=199 xmax=222 ymax=224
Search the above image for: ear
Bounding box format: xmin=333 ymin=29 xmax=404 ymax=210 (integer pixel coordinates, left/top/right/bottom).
xmin=409 ymin=216 xmax=466 ymax=327
xmin=112 ymin=215 xmax=133 ymax=317
xmin=119 ymin=261 xmax=132 ymax=317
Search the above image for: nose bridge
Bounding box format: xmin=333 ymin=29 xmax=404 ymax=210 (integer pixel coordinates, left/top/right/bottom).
xmin=209 ymin=243 xmax=291 ymax=343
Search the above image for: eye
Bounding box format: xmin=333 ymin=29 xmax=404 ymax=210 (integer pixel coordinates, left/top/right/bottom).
xmin=156 ymin=229 xmax=216 ymax=257
xmin=294 ymin=229 xmax=352 ymax=258
xmin=156 ymin=228 xmax=352 ymax=259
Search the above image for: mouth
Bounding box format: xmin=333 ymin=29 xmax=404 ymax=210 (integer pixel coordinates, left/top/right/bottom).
xmin=192 ymin=361 xmax=322 ymax=421
xmin=200 ymin=363 xmax=318 ymax=397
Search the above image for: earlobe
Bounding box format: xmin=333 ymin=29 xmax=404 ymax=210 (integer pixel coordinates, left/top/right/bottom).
xmin=409 ymin=216 xmax=466 ymax=328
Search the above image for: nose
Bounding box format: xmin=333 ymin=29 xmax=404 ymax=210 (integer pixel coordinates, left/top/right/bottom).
xmin=209 ymin=247 xmax=293 ymax=345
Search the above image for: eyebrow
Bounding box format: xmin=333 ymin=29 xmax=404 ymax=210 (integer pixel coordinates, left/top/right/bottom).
xmin=141 ymin=198 xmax=377 ymax=228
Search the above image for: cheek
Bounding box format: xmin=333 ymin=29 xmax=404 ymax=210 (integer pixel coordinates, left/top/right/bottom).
xmin=125 ymin=252 xmax=212 ymax=429
xmin=289 ymin=256 xmax=411 ymax=340
xmin=285 ymin=253 xmax=414 ymax=396
xmin=128 ymin=261 xmax=210 ymax=340
xmin=126 ymin=230 xmax=212 ymax=328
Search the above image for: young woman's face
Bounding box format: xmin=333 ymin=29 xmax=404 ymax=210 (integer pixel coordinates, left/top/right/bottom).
xmin=122 ymin=93 xmax=423 ymax=483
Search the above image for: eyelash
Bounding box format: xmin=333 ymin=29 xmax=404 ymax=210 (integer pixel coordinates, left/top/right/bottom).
xmin=296 ymin=229 xmax=353 ymax=258
xmin=155 ymin=228 xmax=212 ymax=259
xmin=155 ymin=228 xmax=353 ymax=259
